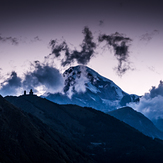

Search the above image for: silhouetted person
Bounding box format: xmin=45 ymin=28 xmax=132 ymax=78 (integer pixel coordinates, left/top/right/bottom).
xmin=24 ymin=90 xmax=26 ymax=96
xmin=29 ymin=89 xmax=33 ymax=95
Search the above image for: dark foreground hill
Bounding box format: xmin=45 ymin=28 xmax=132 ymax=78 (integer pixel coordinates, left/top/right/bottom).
xmin=0 ymin=95 xmax=92 ymax=163
xmin=5 ymin=94 xmax=163 ymax=162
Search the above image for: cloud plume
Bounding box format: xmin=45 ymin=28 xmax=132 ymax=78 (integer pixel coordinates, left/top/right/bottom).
xmin=128 ymin=81 xmax=163 ymax=120
xmin=49 ymin=27 xmax=133 ymax=76
xmin=99 ymin=32 xmax=132 ymax=76
xmin=49 ymin=26 xmax=96 ymax=66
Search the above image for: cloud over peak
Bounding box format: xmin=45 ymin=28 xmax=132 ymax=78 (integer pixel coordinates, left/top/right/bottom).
xmin=49 ymin=26 xmax=96 ymax=67
xmin=48 ymin=27 xmax=133 ymax=76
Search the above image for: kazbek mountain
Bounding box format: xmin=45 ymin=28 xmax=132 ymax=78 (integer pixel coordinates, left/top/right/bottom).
xmin=44 ymin=65 xmax=139 ymax=112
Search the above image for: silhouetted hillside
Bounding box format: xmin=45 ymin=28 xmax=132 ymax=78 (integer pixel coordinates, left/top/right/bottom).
xmin=5 ymin=95 xmax=163 ymax=162
xmin=0 ymin=95 xmax=92 ymax=163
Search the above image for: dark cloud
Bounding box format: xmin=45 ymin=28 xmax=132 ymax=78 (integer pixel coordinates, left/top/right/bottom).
xmin=23 ymin=61 xmax=64 ymax=93
xmin=49 ymin=40 xmax=68 ymax=58
xmin=0 ymin=71 xmax=22 ymax=96
xmin=49 ymin=26 xmax=96 ymax=66
xmin=98 ymin=32 xmax=132 ymax=76
xmin=149 ymin=80 xmax=163 ymax=98
xmin=0 ymin=35 xmax=18 ymax=45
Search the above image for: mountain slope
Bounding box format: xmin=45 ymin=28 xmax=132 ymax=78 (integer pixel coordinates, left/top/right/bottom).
xmin=5 ymin=94 xmax=163 ymax=163
xmin=44 ymin=65 xmax=139 ymax=112
xmin=152 ymin=118 xmax=163 ymax=132
xmin=0 ymin=95 xmax=92 ymax=163
xmin=108 ymin=106 xmax=163 ymax=140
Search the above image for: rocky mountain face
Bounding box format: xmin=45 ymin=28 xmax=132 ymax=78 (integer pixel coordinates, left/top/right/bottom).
xmin=5 ymin=94 xmax=163 ymax=163
xmin=108 ymin=106 xmax=163 ymax=140
xmin=44 ymin=65 xmax=139 ymax=112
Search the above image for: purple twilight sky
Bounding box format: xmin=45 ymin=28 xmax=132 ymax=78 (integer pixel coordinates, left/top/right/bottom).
xmin=0 ymin=0 xmax=163 ymax=96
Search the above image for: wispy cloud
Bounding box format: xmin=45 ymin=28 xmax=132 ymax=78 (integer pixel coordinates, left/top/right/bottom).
xmin=30 ymin=36 xmax=42 ymax=43
xmin=99 ymin=20 xmax=104 ymax=26
xmin=48 ymin=27 xmax=133 ymax=76
xmin=0 ymin=35 xmax=19 ymax=45
xmin=140 ymin=30 xmax=159 ymax=42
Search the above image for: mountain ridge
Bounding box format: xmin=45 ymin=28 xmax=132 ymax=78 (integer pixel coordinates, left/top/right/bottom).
xmin=5 ymin=94 xmax=163 ymax=162
xmin=108 ymin=106 xmax=163 ymax=140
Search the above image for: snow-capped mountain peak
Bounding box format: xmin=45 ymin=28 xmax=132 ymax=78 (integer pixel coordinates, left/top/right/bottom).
xmin=63 ymin=65 xmax=126 ymax=100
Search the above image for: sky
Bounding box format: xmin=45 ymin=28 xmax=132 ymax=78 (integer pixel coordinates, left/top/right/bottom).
xmin=0 ymin=0 xmax=163 ymax=97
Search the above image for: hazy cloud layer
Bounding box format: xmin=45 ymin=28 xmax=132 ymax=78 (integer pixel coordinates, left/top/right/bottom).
xmin=49 ymin=26 xmax=96 ymax=66
xmin=128 ymin=81 xmax=163 ymax=120
xmin=0 ymin=35 xmax=18 ymax=45
xmin=99 ymin=32 xmax=132 ymax=76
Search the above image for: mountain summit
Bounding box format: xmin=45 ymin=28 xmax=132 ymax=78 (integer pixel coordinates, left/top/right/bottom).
xmin=63 ymin=65 xmax=125 ymax=99
xmin=44 ymin=65 xmax=139 ymax=112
